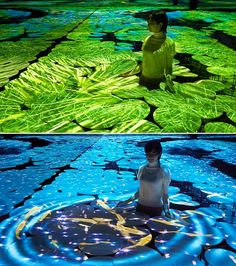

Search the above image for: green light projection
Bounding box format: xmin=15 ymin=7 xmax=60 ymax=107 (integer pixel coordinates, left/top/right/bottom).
xmin=0 ymin=6 xmax=235 ymax=132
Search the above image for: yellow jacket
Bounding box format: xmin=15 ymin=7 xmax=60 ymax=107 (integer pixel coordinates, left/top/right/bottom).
xmin=142 ymin=32 xmax=176 ymax=79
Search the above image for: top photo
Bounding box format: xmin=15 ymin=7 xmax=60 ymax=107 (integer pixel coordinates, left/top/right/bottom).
xmin=0 ymin=0 xmax=235 ymax=133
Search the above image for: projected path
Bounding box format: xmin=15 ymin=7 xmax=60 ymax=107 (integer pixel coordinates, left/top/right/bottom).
xmin=0 ymin=134 xmax=235 ymax=265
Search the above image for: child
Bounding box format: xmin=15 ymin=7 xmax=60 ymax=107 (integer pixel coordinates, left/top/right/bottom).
xmin=139 ymin=10 xmax=176 ymax=90
xmin=117 ymin=140 xmax=171 ymax=218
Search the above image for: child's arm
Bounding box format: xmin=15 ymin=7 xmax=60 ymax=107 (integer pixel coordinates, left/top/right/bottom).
xmin=165 ymin=41 xmax=176 ymax=76
xmin=116 ymin=166 xmax=143 ymax=207
xmin=162 ymin=169 xmax=171 ymax=218
xmin=128 ymin=190 xmax=139 ymax=202
xmin=117 ymin=191 xmax=139 ymax=206
xmin=121 ymin=62 xmax=142 ymax=77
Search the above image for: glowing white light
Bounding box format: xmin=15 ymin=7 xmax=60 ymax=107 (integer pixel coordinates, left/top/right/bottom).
xmin=23 ymin=258 xmax=31 ymax=261
xmin=121 ymin=249 xmax=130 ymax=252
xmin=229 ymin=255 xmax=236 ymax=264
xmin=161 ymin=230 xmax=168 ymax=234
xmin=192 ymin=260 xmax=197 ymax=265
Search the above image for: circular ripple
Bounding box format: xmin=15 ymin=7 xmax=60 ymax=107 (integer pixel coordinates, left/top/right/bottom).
xmin=114 ymin=246 xmax=162 ymax=266
xmin=0 ymin=196 xmax=94 ymax=266
xmin=183 ymin=210 xmax=223 ymax=246
xmin=81 ymin=256 xmax=114 ymax=266
xmin=156 ymin=230 xmax=202 ymax=256
xmin=197 ymin=207 xmax=225 ymax=220
xmin=148 ymin=253 xmax=205 ymax=266
xmin=147 ymin=216 xmax=184 ymax=233
xmin=217 ymin=222 xmax=236 ymax=250
xmin=205 ymin=248 xmax=236 ymax=266
xmin=0 ymin=196 xmax=231 ymax=266
xmin=154 ymin=209 xmax=223 ymax=256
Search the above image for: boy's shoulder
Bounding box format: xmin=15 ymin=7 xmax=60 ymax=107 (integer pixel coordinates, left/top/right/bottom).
xmin=138 ymin=164 xmax=147 ymax=171
xmin=160 ymin=164 xmax=171 ymax=176
xmin=139 ymin=164 xmax=169 ymax=173
xmin=166 ymin=36 xmax=175 ymax=45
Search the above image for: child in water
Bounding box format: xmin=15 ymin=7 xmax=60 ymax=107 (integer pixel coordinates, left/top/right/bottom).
xmin=139 ymin=10 xmax=176 ymax=90
xmin=117 ymin=140 xmax=171 ymax=218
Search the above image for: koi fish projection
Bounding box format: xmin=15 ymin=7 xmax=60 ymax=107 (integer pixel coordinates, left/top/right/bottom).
xmin=0 ymin=196 xmax=235 ymax=266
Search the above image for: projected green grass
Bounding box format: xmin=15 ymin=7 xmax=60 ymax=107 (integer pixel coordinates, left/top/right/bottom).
xmin=0 ymin=7 xmax=235 ymax=132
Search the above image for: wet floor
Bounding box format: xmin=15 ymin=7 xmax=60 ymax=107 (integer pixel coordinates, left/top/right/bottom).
xmin=0 ymin=134 xmax=235 ymax=265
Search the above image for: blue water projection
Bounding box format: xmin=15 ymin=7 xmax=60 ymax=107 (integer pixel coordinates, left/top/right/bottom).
xmin=0 ymin=134 xmax=235 ymax=266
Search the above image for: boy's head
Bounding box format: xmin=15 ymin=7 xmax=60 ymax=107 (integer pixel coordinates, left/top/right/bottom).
xmin=144 ymin=140 xmax=162 ymax=163
xmin=148 ymin=10 xmax=168 ymax=33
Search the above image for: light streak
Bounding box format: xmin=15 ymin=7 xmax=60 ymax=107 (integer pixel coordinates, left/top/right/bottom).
xmin=24 ymin=206 xmax=43 ymax=219
xmin=159 ymin=230 xmax=213 ymax=238
xmin=229 ymin=255 xmax=236 ymax=264
xmin=125 ymin=234 xmax=152 ymax=249
xmin=51 ymin=240 xmax=59 ymax=248
xmin=15 ymin=221 xmax=27 ymax=239
xmin=15 ymin=206 xmax=43 ymax=239
xmin=38 ymin=210 xmax=51 ymax=222
xmin=61 ymin=218 xmax=96 ymax=224
xmin=151 ymin=218 xmax=184 ymax=227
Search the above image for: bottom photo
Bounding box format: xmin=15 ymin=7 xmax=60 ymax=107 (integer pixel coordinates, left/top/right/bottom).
xmin=0 ymin=134 xmax=235 ymax=266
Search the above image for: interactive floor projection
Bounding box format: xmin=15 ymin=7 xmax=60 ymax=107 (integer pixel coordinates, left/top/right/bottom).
xmin=0 ymin=1 xmax=236 ymax=133
xmin=0 ymin=134 xmax=235 ymax=265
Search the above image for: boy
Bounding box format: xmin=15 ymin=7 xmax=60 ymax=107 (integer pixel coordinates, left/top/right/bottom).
xmin=139 ymin=10 xmax=176 ymax=90
xmin=117 ymin=140 xmax=171 ymax=218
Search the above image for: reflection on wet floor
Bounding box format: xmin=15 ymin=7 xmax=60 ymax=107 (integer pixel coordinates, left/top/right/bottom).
xmin=0 ymin=134 xmax=235 ymax=265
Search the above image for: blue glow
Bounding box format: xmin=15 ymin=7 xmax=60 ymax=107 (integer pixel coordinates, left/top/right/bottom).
xmin=205 ymin=248 xmax=236 ymax=266
xmin=0 ymin=134 xmax=235 ymax=266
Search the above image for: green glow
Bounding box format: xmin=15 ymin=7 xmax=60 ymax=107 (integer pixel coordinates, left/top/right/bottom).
xmin=0 ymin=7 xmax=235 ymax=133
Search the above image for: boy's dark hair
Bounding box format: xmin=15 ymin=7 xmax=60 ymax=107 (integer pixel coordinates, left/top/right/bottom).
xmin=149 ymin=10 xmax=168 ymax=33
xmin=145 ymin=140 xmax=162 ymax=154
